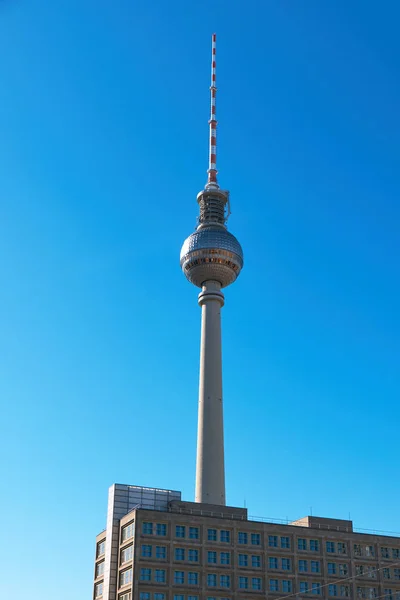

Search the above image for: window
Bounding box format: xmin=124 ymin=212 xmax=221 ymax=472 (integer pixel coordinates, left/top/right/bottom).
xmin=270 ymin=579 xmax=279 ymax=592
xmin=339 ymin=564 xmax=348 ymax=576
xmin=220 ymin=530 xmax=230 ymax=543
xmin=299 ymin=560 xmax=308 ymax=572
xmin=95 ymin=582 xmax=104 ymax=598
xmin=357 ymin=587 xmax=366 ymax=598
xmin=252 ymin=577 xmax=262 ymax=590
xmin=239 ymin=577 xmax=248 ymax=589
xmin=154 ymin=594 xmax=165 ymax=600
xmin=188 ymin=596 xmax=198 ymax=600
xmin=354 ymin=544 xmax=362 ymax=557
xmin=328 ymin=563 xmax=337 ymax=575
xmin=188 ymin=572 xmax=199 ymax=585
xmin=220 ymin=552 xmax=230 ymax=565
xmin=367 ymin=588 xmax=377 ymax=599
xmin=220 ymin=575 xmax=230 ymax=588
xmin=329 ymin=585 xmax=338 ymax=597
xmin=208 ymin=551 xmax=217 ymax=564
xmin=189 ymin=549 xmax=199 ymax=562
xmin=208 ymin=529 xmax=217 ymax=541
xmin=269 ymin=557 xmax=278 ymax=569
xmin=189 ymin=527 xmax=199 ymax=540
xmin=121 ymin=546 xmax=133 ymax=563
xmin=251 ymin=533 xmax=261 ymax=546
xmin=385 ymin=591 xmax=393 ymax=600
xmin=356 ymin=566 xmax=365 ymax=576
xmin=140 ymin=594 xmax=150 ymax=600
xmin=122 ymin=523 xmax=134 ymax=542
xmin=365 ymin=546 xmax=375 ymax=557
xmin=156 ymin=546 xmax=167 ymax=559
xmin=382 ymin=548 xmax=390 ymax=558
xmin=282 ymin=581 xmax=292 ymax=593
xmin=141 ymin=545 xmax=152 ymax=558
xmin=140 ymin=568 xmax=151 ymax=582
xmin=338 ymin=543 xmax=347 ymax=555
xmin=327 ymin=542 xmax=336 ymax=553
xmin=174 ymin=596 xmax=184 ymax=600
xmin=312 ymin=583 xmax=321 ymax=595
xmin=120 ymin=594 xmax=131 ymax=600
xmin=341 ymin=586 xmax=350 ymax=597
xmin=281 ymin=536 xmax=290 ymax=549
xmin=282 ymin=558 xmax=291 ymax=571
xmin=393 ymin=549 xmax=400 ymax=559
xmin=383 ymin=569 xmax=391 ymax=579
xmin=175 ymin=548 xmax=185 ymax=561
xmin=298 ymin=538 xmax=307 ymax=551
xmin=154 ymin=569 xmax=166 ymax=583
xmin=269 ymin=535 xmax=278 ymax=547
xmin=368 ymin=567 xmax=377 ymax=579
xmin=238 ymin=532 xmax=248 ymax=544
xmin=156 ymin=524 xmax=167 ymax=536
xmin=252 ymin=555 xmax=261 ymax=568
xmin=310 ymin=539 xmax=319 ymax=552
xmin=239 ymin=554 xmax=248 ymax=567
xmin=121 ymin=569 xmax=133 ymax=586
xmin=311 ymin=561 xmax=320 ymax=573
xmin=176 ymin=526 xmax=185 ymax=538
xmin=174 ymin=571 xmax=185 ymax=584
xmin=393 ymin=568 xmax=400 ymax=580
xmin=143 ymin=522 xmax=153 ymax=535
xmin=207 ymin=574 xmax=217 ymax=587
xmin=300 ymin=582 xmax=309 ymax=594
xmin=97 ymin=540 xmax=106 ymax=557
xmin=96 ymin=561 xmax=105 ymax=577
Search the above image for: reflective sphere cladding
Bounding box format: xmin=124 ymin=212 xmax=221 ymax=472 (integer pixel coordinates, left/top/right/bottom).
xmin=180 ymin=228 xmax=244 ymax=288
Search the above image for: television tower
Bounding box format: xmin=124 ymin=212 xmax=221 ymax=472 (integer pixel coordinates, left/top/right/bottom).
xmin=180 ymin=34 xmax=243 ymax=506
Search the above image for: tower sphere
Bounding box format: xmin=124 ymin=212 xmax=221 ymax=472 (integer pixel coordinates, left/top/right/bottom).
xmin=180 ymin=226 xmax=243 ymax=288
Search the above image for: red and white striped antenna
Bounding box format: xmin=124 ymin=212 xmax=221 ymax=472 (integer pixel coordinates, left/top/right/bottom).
xmin=206 ymin=33 xmax=218 ymax=189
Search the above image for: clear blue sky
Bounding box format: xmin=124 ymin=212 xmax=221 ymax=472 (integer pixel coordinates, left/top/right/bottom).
xmin=1 ymin=1 xmax=400 ymax=598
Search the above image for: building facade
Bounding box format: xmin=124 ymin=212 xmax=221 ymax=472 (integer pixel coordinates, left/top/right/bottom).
xmin=93 ymin=485 xmax=400 ymax=600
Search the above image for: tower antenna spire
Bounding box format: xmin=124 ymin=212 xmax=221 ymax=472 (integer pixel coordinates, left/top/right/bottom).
xmin=206 ymin=33 xmax=218 ymax=189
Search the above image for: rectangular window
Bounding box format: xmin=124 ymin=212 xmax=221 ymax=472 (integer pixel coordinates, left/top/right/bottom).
xmin=239 ymin=554 xmax=248 ymax=567
xmin=188 ymin=596 xmax=198 ymax=600
xmin=328 ymin=563 xmax=337 ymax=575
xmin=239 ymin=576 xmax=248 ymax=589
xmin=354 ymin=544 xmax=362 ymax=557
xmin=338 ymin=543 xmax=347 ymax=555
xmin=174 ymin=571 xmax=185 ymax=584
xmin=382 ymin=548 xmax=390 ymax=559
xmin=298 ymin=538 xmax=307 ymax=551
xmin=141 ymin=545 xmax=152 ymax=558
xmin=156 ymin=546 xmax=167 ymax=559
xmin=121 ymin=546 xmax=133 ymax=563
xmin=312 ymin=583 xmax=321 ymax=595
xmin=393 ymin=549 xmax=400 ymax=559
xmin=252 ymin=577 xmax=262 ymax=590
xmin=220 ymin=530 xmax=230 ymax=543
xmin=339 ymin=564 xmax=348 ymax=576
xmin=367 ymin=588 xmax=377 ymax=599
xmin=368 ymin=567 xmax=377 ymax=579
xmin=269 ymin=535 xmax=278 ymax=547
xmin=208 ymin=551 xmax=217 ymax=564
xmin=299 ymin=560 xmax=308 ymax=572
xmin=189 ymin=527 xmax=199 ymax=540
xmin=176 ymin=526 xmax=185 ymax=538
xmin=269 ymin=557 xmax=278 ymax=569
xmin=188 ymin=572 xmax=199 ymax=585
xmin=120 ymin=569 xmax=133 ymax=586
xmin=366 ymin=546 xmax=375 ymax=557
xmin=140 ymin=594 xmax=150 ymax=600
xmin=311 ymin=561 xmax=320 ymax=573
xmin=251 ymin=533 xmax=261 ymax=546
xmin=282 ymin=558 xmax=291 ymax=571
xmin=208 ymin=529 xmax=217 ymax=541
xmin=175 ymin=548 xmax=185 ymax=561
xmin=154 ymin=595 xmax=164 ymax=600
xmin=220 ymin=575 xmax=230 ymax=588
xmin=327 ymin=542 xmax=336 ymax=553
xmin=393 ymin=568 xmax=400 ymax=580
xmin=95 ymin=582 xmax=104 ymax=598
xmin=189 ymin=549 xmax=199 ymax=562
xmin=329 ymin=585 xmax=338 ymax=597
xmin=384 ymin=590 xmax=393 ymax=600
xmin=142 ymin=522 xmax=153 ymax=535
xmin=357 ymin=587 xmax=366 ymax=598
xmin=96 ymin=561 xmax=105 ymax=577
xmin=220 ymin=552 xmax=230 ymax=565
xmin=122 ymin=523 xmax=134 ymax=542
xmin=174 ymin=596 xmax=184 ymax=600
xmin=270 ymin=579 xmax=279 ymax=592
xmin=300 ymin=582 xmax=309 ymax=594
xmin=341 ymin=586 xmax=350 ymax=597
xmin=281 ymin=536 xmax=290 ymax=549
xmin=156 ymin=523 xmax=167 ymax=536
xmin=383 ymin=569 xmax=391 ymax=579
xmin=154 ymin=569 xmax=166 ymax=583
xmin=207 ymin=574 xmax=217 ymax=587
xmin=97 ymin=540 xmax=106 ymax=557
xmin=238 ymin=532 xmax=248 ymax=544
xmin=310 ymin=539 xmax=319 ymax=552
xmin=282 ymin=581 xmax=292 ymax=593
xmin=139 ymin=568 xmax=151 ymax=582
xmin=120 ymin=594 xmax=131 ymax=600
xmin=252 ymin=555 xmax=261 ymax=568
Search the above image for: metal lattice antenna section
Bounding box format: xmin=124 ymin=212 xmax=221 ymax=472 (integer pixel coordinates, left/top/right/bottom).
xmin=206 ymin=33 xmax=218 ymax=189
